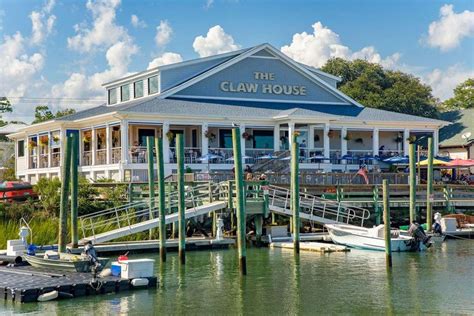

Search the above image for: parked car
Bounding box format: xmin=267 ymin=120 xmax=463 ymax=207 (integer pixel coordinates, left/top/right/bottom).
xmin=0 ymin=181 xmax=37 ymax=202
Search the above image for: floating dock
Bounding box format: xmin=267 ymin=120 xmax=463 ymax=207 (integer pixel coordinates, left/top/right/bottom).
xmin=0 ymin=266 xmax=157 ymax=303
xmin=270 ymin=241 xmax=350 ymax=253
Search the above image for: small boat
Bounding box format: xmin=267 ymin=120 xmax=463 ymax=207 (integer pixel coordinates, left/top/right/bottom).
xmin=325 ymin=224 xmax=430 ymax=252
xmin=24 ymin=253 xmax=109 ymax=272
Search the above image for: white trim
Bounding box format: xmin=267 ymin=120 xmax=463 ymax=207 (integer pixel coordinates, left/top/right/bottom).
xmin=171 ymin=94 xmax=350 ymax=106
xmin=248 ymin=55 xmax=278 ymax=60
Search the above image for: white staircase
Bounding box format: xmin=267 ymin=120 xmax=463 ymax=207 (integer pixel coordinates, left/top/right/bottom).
xmin=267 ymin=185 xmax=370 ymax=226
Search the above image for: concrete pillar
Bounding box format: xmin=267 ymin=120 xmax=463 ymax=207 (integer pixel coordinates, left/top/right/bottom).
xmin=308 ymin=125 xmax=315 ymax=149
xmin=323 ymin=123 xmax=330 ymax=159
xmin=288 ymin=122 xmax=295 ymax=146
xmin=341 ymin=127 xmax=348 ymax=156
xmin=403 ymin=129 xmax=410 ymax=156
xmin=201 ymin=123 xmax=209 ymax=157
xmin=274 ymin=124 xmax=280 ymax=151
xmin=162 ymin=122 xmax=170 ymax=163
xmin=106 ymin=123 xmax=111 ymax=164
xmin=240 ymin=123 xmax=246 ymax=158
xmin=120 ymin=120 xmax=129 ymax=164
xmin=433 ymin=129 xmax=439 ymax=156
xmin=372 ymin=128 xmax=379 ymax=157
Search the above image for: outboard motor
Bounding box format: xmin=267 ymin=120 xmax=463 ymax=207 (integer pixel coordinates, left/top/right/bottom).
xmin=408 ymin=222 xmax=432 ymax=250
xmin=432 ymin=212 xmax=443 ymax=235
xmin=83 ymin=241 xmax=103 ymax=279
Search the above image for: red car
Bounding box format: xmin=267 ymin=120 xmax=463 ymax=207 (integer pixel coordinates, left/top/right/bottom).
xmin=0 ymin=181 xmax=37 ymax=202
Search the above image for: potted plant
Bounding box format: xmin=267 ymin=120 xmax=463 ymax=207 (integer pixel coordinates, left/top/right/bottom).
xmin=327 ymin=131 xmax=334 ymax=138
xmin=52 ymin=135 xmax=60 ymax=143
xmin=242 ymin=131 xmax=253 ymax=140
xmin=83 ymin=135 xmax=91 ymax=143
xmin=39 ymin=136 xmax=49 ymax=146
xmin=204 ymin=130 xmax=216 ymax=141
xmin=166 ymin=131 xmax=174 ymax=142
xmin=28 ymin=140 xmax=37 ymax=150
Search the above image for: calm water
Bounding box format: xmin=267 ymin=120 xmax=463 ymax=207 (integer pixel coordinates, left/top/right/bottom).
xmin=1 ymin=240 xmax=473 ymax=315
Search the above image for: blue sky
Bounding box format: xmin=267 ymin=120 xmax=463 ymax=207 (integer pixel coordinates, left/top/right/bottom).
xmin=1 ymin=0 xmax=473 ymax=122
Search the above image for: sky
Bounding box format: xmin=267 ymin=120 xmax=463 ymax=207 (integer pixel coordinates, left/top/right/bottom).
xmin=1 ymin=0 xmax=473 ymax=123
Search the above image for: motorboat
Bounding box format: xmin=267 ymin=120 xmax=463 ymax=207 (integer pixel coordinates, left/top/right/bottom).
xmin=325 ymin=224 xmax=431 ymax=252
xmin=24 ymin=252 xmax=109 ymax=272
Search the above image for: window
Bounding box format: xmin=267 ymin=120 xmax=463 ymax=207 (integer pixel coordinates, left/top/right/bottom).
xmin=219 ymin=129 xmax=232 ymax=148
xmin=148 ymin=76 xmax=158 ymax=94
xmin=18 ymin=140 xmax=25 ymax=157
xmin=138 ymin=129 xmax=155 ymax=146
xmin=253 ymin=130 xmax=274 ymax=149
xmin=121 ymin=84 xmax=130 ymax=102
xmin=134 ymin=80 xmax=144 ymax=98
xmin=108 ymin=88 xmax=117 ymax=105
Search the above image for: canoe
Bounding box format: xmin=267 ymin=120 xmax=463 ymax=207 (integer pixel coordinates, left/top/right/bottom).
xmin=24 ymin=254 xmax=109 ymax=272
xmin=325 ymin=224 xmax=429 ymax=252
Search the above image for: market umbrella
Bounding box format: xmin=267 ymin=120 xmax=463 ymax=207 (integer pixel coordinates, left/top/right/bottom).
xmin=198 ymin=153 xmax=223 ymax=161
xmin=383 ymin=156 xmax=409 ymax=164
xmin=259 ymin=153 xmax=276 ymax=159
xmin=226 ymin=155 xmax=252 ymax=161
xmin=445 ymin=158 xmax=474 ymax=167
xmin=416 ymin=158 xmax=449 ymax=166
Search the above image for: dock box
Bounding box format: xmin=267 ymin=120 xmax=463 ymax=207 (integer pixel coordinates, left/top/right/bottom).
xmin=111 ymin=262 xmax=121 ymax=277
xmin=119 ymin=259 xmax=155 ymax=279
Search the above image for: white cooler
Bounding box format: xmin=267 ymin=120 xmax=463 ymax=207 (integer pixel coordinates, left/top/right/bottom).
xmin=119 ymin=259 xmax=155 ymax=279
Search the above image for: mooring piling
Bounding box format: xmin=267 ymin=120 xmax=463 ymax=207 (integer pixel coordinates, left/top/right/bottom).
xmin=291 ymin=132 xmax=300 ymax=254
xmin=426 ymin=137 xmax=434 ymax=232
xmin=176 ymin=134 xmax=186 ymax=265
xmin=146 ymin=136 xmax=155 ymax=240
xmin=232 ymin=127 xmax=247 ymax=275
xmin=58 ymin=133 xmax=72 ymax=253
xmin=383 ymin=179 xmax=392 ymax=268
xmin=155 ymin=137 xmax=167 ymax=262
xmin=70 ymin=132 xmax=79 ymax=248
xmin=409 ymin=142 xmax=417 ymax=224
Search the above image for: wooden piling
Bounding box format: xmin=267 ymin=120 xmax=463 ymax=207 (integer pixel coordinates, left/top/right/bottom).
xmin=70 ymin=132 xmax=79 ymax=248
xmin=146 ymin=136 xmax=155 ymax=240
xmin=155 ymin=137 xmax=166 ymax=262
xmin=383 ymin=179 xmax=392 ymax=268
xmin=291 ymin=132 xmax=300 ymax=254
xmin=58 ymin=134 xmax=72 ymax=253
xmin=232 ymin=127 xmax=247 ymax=275
xmin=409 ymin=142 xmax=416 ymax=224
xmin=176 ymin=134 xmax=186 ymax=264
xmin=426 ymin=137 xmax=434 ymax=232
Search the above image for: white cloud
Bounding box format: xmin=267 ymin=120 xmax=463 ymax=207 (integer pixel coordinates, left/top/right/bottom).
xmin=423 ymin=65 xmax=474 ymax=100
xmin=193 ymin=25 xmax=240 ymax=57
xmin=0 ymin=32 xmax=45 ymax=98
xmin=29 ymin=0 xmax=56 ymax=45
xmin=130 ymin=14 xmax=146 ymax=28
xmin=147 ymin=52 xmax=183 ymax=69
xmin=425 ymin=4 xmax=474 ymax=51
xmin=155 ymin=20 xmax=173 ymax=47
xmin=67 ymin=0 xmax=128 ymax=53
xmin=281 ymin=22 xmax=401 ymax=69
xmin=204 ymin=0 xmax=214 ymax=9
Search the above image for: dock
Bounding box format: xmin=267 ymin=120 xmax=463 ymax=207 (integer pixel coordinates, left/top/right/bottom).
xmin=270 ymin=241 xmax=350 ymax=253
xmin=0 ymin=266 xmax=157 ymax=303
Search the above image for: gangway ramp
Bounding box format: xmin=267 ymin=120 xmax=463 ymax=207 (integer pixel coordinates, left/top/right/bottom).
xmin=267 ymin=185 xmax=370 ymax=227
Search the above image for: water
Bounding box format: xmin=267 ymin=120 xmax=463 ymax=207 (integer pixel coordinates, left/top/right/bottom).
xmin=1 ymin=240 xmax=473 ymax=315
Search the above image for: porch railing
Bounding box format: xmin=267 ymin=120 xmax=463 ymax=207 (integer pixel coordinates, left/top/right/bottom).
xmin=96 ymin=149 xmax=107 ymax=165
xmin=170 ymin=147 xmax=202 ymax=163
xmin=112 ymin=147 xmax=121 ymax=164
xmin=51 ymin=152 xmax=60 ymax=167
xmin=39 ymin=154 xmax=48 ymax=168
xmin=82 ymin=151 xmax=92 ymax=166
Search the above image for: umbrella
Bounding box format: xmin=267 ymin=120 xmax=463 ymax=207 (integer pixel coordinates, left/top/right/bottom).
xmin=445 ymin=158 xmax=474 ymax=167
xmin=259 ymin=153 xmax=276 ymax=159
xmin=383 ymin=156 xmax=409 ymax=164
xmin=198 ymin=153 xmax=223 ymax=161
xmin=226 ymin=155 xmax=252 ymax=161
xmin=416 ymin=158 xmax=449 ymax=166
xmin=280 ymin=155 xmax=304 ymax=161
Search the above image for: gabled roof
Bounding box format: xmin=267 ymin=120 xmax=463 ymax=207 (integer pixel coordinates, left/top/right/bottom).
xmin=439 ymin=108 xmax=474 ymax=147
xmin=0 ymin=122 xmax=28 ymax=134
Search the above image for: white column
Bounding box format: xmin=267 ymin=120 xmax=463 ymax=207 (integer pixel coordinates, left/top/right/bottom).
xmin=323 ymin=123 xmax=330 ymax=159
xmin=201 ymin=123 xmax=208 ymax=157
xmin=372 ymin=128 xmax=379 ymax=157
xmin=273 ymin=124 xmax=280 ymax=151
xmin=91 ymin=128 xmax=97 ymax=166
xmin=106 ymin=124 xmax=111 ymax=164
xmin=162 ymin=122 xmax=170 ymax=163
xmin=433 ymin=129 xmax=439 ymax=156
xmin=403 ymin=129 xmax=410 ymax=156
xmin=240 ymin=123 xmax=246 ymax=158
xmin=288 ymin=122 xmax=295 ymax=147
xmin=47 ymin=131 xmax=52 ymax=168
xmin=341 ymin=127 xmax=348 ymax=156
xmin=308 ymin=125 xmax=315 ymax=149
xmin=120 ymin=120 xmax=129 ymax=164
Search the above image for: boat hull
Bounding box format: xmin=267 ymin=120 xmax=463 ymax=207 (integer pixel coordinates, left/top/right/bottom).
xmin=24 ymin=254 xmax=109 ymax=272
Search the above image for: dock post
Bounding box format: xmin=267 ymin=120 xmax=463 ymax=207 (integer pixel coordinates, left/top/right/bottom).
xmin=383 ymin=179 xmax=392 ymax=268
xmin=291 ymin=132 xmax=300 ymax=254
xmin=70 ymin=132 xmax=79 ymax=248
xmin=155 ymin=137 xmax=167 ymax=262
xmin=409 ymin=142 xmax=417 ymax=223
xmin=373 ymin=185 xmax=381 ymax=226
xmin=426 ymin=137 xmax=434 ymax=232
xmin=176 ymin=134 xmax=186 ymax=264
xmin=232 ymin=127 xmax=247 ymax=275
xmin=58 ymin=134 xmax=72 ymax=253
xmin=147 ymin=136 xmax=155 ymax=240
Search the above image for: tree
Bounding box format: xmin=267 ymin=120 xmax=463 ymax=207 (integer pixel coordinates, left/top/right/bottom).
xmin=32 ymin=105 xmax=76 ymax=124
xmin=0 ymin=97 xmax=13 ymax=127
xmin=443 ymin=78 xmax=474 ymax=109
xmin=321 ymin=58 xmax=439 ymax=118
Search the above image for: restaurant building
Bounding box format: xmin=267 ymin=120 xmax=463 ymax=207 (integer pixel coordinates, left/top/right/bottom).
xmin=9 ymin=44 xmax=447 ymax=183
